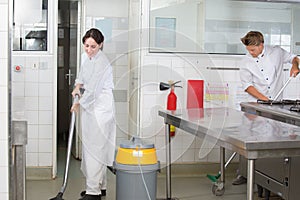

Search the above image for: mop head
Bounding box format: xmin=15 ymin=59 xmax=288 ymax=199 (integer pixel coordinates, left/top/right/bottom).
xmin=49 ymin=192 xmax=64 ymax=200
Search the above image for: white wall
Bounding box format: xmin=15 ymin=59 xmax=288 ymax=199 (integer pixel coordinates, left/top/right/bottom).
xmin=86 ymin=0 xmax=128 ymax=18
xmin=0 ymin=0 xmax=9 ymax=199
xmin=85 ymin=0 xmax=130 ymax=147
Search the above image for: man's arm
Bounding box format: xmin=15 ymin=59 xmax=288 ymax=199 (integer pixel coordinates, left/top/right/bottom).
xmin=245 ymin=86 xmax=269 ymax=101
xmin=291 ymin=56 xmax=300 ymax=77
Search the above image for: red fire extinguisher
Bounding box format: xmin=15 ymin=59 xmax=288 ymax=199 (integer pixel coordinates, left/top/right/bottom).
xmin=167 ymin=85 xmax=177 ymax=111
xmin=159 ymin=80 xmax=182 ymax=137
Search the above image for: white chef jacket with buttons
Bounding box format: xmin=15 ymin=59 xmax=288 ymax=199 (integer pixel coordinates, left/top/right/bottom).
xmin=240 ymin=45 xmax=296 ymax=101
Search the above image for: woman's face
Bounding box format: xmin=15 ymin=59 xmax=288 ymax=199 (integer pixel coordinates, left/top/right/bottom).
xmin=84 ymin=37 xmax=102 ymax=58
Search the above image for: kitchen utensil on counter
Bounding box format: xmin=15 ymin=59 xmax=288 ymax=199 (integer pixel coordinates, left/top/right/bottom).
xmin=272 ymin=75 xmax=294 ymax=102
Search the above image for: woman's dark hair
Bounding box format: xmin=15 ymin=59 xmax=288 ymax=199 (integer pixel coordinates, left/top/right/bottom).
xmin=82 ymin=28 xmax=104 ymax=45
xmin=241 ymin=31 xmax=264 ymax=46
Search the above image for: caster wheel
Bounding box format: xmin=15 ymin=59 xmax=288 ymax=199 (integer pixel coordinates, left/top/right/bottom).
xmin=212 ymin=183 xmax=225 ymax=196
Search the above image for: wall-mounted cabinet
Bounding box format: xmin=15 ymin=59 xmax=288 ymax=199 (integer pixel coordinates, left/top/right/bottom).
xmin=13 ymin=0 xmax=48 ymax=51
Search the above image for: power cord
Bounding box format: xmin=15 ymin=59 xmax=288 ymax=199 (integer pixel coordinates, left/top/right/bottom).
xmin=137 ymin=146 xmax=152 ymax=200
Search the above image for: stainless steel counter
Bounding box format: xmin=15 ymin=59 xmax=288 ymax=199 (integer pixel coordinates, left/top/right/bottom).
xmin=240 ymin=102 xmax=300 ymax=200
xmin=159 ymin=107 xmax=300 ymax=200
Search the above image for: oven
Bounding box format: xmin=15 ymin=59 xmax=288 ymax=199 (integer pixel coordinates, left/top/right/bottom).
xmin=241 ymin=100 xmax=300 ymax=200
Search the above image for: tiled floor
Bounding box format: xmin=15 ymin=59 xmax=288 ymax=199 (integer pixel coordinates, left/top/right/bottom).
xmin=27 ymin=167 xmax=247 ymax=200
xmin=26 ymin=146 xmax=281 ymax=200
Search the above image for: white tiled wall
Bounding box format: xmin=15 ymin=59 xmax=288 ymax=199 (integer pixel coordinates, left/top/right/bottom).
xmin=12 ymin=55 xmax=54 ymax=168
xmin=0 ymin=0 xmax=9 ymax=199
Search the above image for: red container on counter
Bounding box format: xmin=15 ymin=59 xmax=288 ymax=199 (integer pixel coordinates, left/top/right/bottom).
xmin=187 ymin=80 xmax=204 ymax=109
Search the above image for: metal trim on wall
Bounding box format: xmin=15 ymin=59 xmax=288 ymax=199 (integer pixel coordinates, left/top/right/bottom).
xmin=9 ymin=0 xmax=13 ymax=199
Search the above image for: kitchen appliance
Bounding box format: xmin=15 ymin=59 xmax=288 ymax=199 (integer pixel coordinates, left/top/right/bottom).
xmin=241 ymin=100 xmax=300 ymax=200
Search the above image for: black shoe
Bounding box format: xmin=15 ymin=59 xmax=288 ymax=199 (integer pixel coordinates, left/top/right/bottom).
xmin=80 ymin=190 xmax=106 ymax=197
xmin=79 ymin=194 xmax=101 ymax=200
xmin=232 ymin=175 xmax=247 ymax=185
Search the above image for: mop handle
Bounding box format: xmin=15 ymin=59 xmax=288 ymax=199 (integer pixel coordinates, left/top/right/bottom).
xmin=60 ymin=94 xmax=79 ymax=194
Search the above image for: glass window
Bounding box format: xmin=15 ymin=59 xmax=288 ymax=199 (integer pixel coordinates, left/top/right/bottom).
xmin=13 ymin=0 xmax=48 ymax=51
xmin=149 ymin=0 xmax=300 ymax=55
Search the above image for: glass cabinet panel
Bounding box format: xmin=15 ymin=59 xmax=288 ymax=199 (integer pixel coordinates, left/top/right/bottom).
xmin=13 ymin=0 xmax=48 ymax=51
xmin=149 ymin=0 xmax=300 ymax=54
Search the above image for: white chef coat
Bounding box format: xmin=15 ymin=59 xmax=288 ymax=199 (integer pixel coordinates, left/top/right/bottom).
xmin=75 ymin=50 xmax=116 ymax=194
xmin=240 ymin=45 xmax=296 ymax=101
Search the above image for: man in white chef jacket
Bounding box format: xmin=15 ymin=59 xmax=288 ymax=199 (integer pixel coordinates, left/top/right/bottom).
xmin=240 ymin=31 xmax=299 ymax=102
xmin=233 ymin=31 xmax=300 ymax=185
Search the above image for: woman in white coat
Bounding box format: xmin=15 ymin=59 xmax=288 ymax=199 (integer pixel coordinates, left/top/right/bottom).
xmin=71 ymin=28 xmax=116 ymax=200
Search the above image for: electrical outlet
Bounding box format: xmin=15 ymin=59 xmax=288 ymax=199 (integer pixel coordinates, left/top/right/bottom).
xmin=39 ymin=62 xmax=48 ymax=70
xmin=32 ymin=62 xmax=39 ymax=70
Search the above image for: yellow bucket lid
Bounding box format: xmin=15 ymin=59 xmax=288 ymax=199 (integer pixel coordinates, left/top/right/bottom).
xmin=116 ymin=136 xmax=157 ymax=165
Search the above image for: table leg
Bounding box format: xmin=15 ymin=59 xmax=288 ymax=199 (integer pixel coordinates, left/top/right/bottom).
xmin=212 ymin=147 xmax=225 ymax=196
xmin=165 ymin=124 xmax=172 ymax=199
xmin=220 ymin=147 xmax=225 ymax=183
xmin=247 ymin=159 xmax=255 ymax=200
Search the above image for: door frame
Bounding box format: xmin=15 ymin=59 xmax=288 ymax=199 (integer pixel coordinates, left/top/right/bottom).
xmin=52 ymin=0 xmax=84 ymax=178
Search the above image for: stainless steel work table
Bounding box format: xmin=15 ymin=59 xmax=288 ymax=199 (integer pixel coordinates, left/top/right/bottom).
xmin=158 ymin=107 xmax=300 ymax=200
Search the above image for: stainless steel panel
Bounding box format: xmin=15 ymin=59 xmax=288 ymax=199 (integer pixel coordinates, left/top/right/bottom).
xmin=240 ymin=102 xmax=300 ymax=126
xmin=12 ymin=121 xmax=27 ymax=145
xmin=255 ymin=170 xmax=285 ymax=199
xmin=11 ymin=120 xmax=28 ymax=200
xmin=255 ymin=158 xmax=285 ymax=183
xmin=289 ymin=157 xmax=300 ymax=200
xmin=159 ymin=108 xmax=300 ymax=157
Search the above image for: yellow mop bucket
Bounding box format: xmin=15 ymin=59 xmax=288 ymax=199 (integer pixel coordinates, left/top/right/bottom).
xmin=114 ymin=136 xmax=160 ymax=200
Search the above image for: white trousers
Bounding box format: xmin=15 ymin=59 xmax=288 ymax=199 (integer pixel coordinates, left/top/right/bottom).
xmin=83 ymin=151 xmax=107 ymax=195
